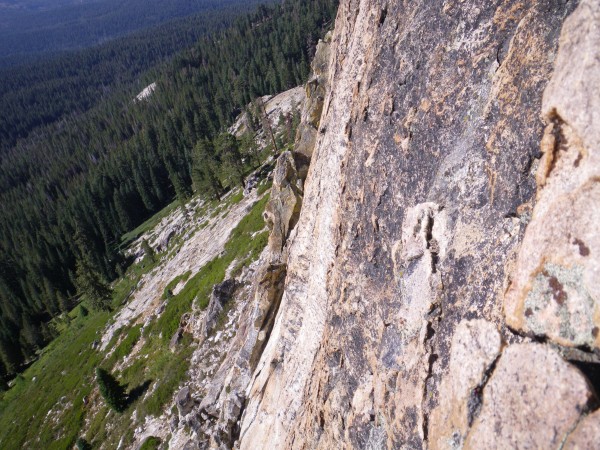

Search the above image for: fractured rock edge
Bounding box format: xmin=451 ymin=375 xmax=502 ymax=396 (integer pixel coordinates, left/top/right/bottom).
xmin=160 ymin=33 xmax=333 ymax=450
xmin=504 ymin=0 xmax=600 ymax=351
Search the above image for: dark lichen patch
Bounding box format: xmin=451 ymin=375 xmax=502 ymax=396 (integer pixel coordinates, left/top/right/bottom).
xmin=524 ymin=263 xmax=596 ymax=347
xmin=546 ymin=274 xmax=567 ymax=305
xmin=573 ymin=238 xmax=590 ymax=257
xmin=592 ymin=327 xmax=599 ymax=339
xmin=449 ymin=431 xmax=463 ymax=449
xmin=525 ymin=307 xmax=533 ymax=317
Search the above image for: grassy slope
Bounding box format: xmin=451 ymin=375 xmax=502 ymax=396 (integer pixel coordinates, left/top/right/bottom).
xmin=0 ymin=310 xmax=111 ymax=449
xmin=146 ymin=193 xmax=269 ymax=343
xmin=0 ymin=189 xmax=269 ymax=449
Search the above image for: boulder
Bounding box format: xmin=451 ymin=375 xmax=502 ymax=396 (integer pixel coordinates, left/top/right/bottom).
xmin=169 ymin=312 xmax=191 ymax=350
xmin=156 ymin=229 xmax=177 ymax=253
xmin=465 ymin=343 xmax=595 ymax=449
xmin=169 ymin=327 xmax=184 ymax=350
xmin=199 ymin=279 xmax=238 ymax=341
xmin=243 ymin=174 xmax=259 ymax=197
xmin=175 ymin=386 xmax=196 ymax=417
xmin=169 ymin=415 xmax=179 ymax=432
xmin=215 ymin=391 xmax=246 ymax=448
xmin=429 ymin=319 xmax=503 ymax=449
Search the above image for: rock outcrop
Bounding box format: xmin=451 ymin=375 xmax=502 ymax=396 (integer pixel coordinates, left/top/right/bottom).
xmin=175 ymin=386 xmax=197 ymax=418
xmin=504 ymin=0 xmax=600 ymax=351
xmin=234 ymin=0 xmax=600 ymax=448
xmin=198 ymin=279 xmax=239 ymax=342
xmin=171 ymin=1 xmax=600 ymax=448
xmin=162 ymin=34 xmax=333 ymax=450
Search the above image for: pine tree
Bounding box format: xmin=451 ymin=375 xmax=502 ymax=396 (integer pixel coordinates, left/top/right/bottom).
xmin=73 ymin=224 xmax=113 ymax=311
xmin=57 ymin=290 xmax=71 ymax=313
xmin=113 ymin=189 xmax=132 ymax=232
xmin=20 ymin=315 xmax=44 ymax=352
xmin=75 ymin=259 xmax=112 ymax=311
xmin=215 ymin=133 xmax=245 ymax=187
xmin=166 ymin=164 xmax=190 ymax=206
xmin=141 ymin=239 xmax=156 ymax=263
xmin=95 ymin=367 xmax=127 ymax=412
xmin=192 ymin=139 xmax=223 ymax=200
xmin=0 ymin=338 xmax=21 ymax=375
xmin=239 ymin=132 xmax=261 ymax=166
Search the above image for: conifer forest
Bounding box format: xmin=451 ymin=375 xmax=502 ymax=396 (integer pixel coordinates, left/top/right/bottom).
xmin=0 ymin=0 xmax=337 ymax=382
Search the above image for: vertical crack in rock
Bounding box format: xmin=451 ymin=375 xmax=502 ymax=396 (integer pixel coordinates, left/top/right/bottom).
xmin=378 ymin=5 xmax=387 ymax=27
xmin=421 ymin=321 xmax=438 ymax=443
xmin=537 ymin=111 xmax=570 ymax=189
xmin=424 ymin=211 xmax=440 ymax=274
xmin=466 ymin=353 xmax=501 ymax=427
xmin=420 ymin=207 xmax=445 ymax=443
xmin=465 ymin=343 xmax=597 ymax=449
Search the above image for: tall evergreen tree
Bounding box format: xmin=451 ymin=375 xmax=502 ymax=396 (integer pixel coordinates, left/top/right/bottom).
xmin=0 ymin=339 xmax=20 ymax=375
xmin=215 ymin=133 xmax=245 ymax=187
xmin=192 ymin=139 xmax=223 ymax=200
xmin=73 ymin=225 xmax=113 ymax=311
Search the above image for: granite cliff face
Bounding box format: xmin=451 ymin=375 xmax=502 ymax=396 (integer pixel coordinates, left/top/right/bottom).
xmin=235 ymin=0 xmax=600 ymax=448
xmin=172 ymin=0 xmax=599 ymax=448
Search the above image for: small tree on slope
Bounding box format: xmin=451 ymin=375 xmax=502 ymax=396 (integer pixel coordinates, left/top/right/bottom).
xmin=141 ymin=239 xmax=156 ymax=263
xmin=95 ymin=367 xmax=127 ymax=412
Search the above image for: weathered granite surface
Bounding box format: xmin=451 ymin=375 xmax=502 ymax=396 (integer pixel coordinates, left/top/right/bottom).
xmin=236 ymin=0 xmax=600 ymax=448
xmin=504 ymin=0 xmax=600 ymax=351
xmin=167 ymin=1 xmax=600 ymax=448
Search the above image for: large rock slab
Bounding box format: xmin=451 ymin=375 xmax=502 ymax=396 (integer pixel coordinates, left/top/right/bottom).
xmin=429 ymin=319 xmax=502 ymax=450
xmin=465 ymin=343 xmax=595 ymax=449
xmin=564 ymin=409 xmax=600 ymax=450
xmin=504 ymin=0 xmax=600 ymax=350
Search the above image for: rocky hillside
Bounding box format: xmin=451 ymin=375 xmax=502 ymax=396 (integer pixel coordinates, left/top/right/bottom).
xmin=178 ymin=0 xmax=600 ymax=448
